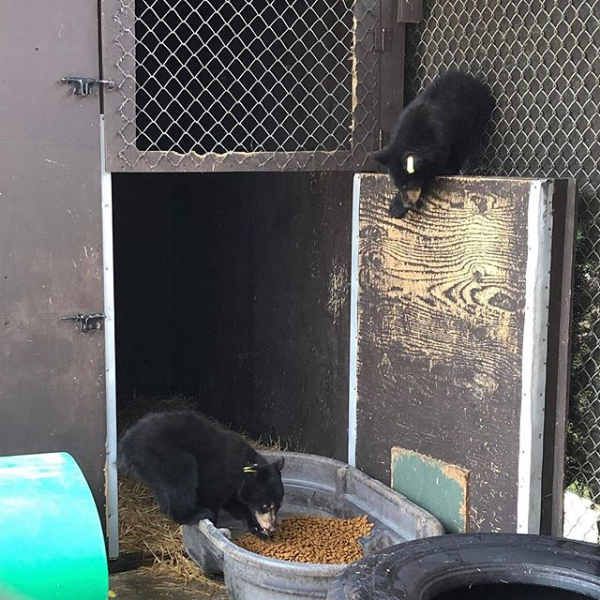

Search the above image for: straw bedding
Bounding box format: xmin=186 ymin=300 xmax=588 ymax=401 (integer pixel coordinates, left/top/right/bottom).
xmin=118 ymin=477 xmax=223 ymax=586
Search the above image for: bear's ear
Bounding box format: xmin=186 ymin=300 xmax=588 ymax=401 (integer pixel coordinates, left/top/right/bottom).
xmin=273 ymin=457 xmax=285 ymax=473
xmin=372 ymin=148 xmax=391 ymax=166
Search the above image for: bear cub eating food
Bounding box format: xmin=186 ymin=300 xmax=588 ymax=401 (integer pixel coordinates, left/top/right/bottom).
xmin=118 ymin=409 xmax=284 ymax=539
xmin=373 ymin=71 xmax=494 ymax=218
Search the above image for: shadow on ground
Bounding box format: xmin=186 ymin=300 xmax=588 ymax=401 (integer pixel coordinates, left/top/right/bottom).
xmin=110 ymin=571 xmax=229 ymax=600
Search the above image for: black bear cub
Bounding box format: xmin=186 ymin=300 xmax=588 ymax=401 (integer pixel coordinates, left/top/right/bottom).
xmin=373 ymin=71 xmax=495 ymax=218
xmin=118 ymin=409 xmax=284 ymax=539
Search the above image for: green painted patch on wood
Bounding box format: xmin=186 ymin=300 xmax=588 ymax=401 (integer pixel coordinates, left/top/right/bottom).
xmin=391 ymin=447 xmax=469 ymax=533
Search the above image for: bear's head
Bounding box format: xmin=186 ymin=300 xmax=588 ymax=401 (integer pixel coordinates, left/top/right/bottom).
xmin=238 ymin=457 xmax=285 ymax=537
xmin=372 ymin=148 xmax=432 ymax=209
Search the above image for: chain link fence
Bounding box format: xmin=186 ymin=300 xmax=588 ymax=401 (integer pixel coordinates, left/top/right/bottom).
xmin=107 ymin=0 xmax=380 ymax=170
xmin=405 ymin=0 xmax=600 ymax=540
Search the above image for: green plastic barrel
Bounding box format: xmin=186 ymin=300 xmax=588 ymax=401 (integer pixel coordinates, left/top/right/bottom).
xmin=0 ymin=452 xmax=108 ymax=600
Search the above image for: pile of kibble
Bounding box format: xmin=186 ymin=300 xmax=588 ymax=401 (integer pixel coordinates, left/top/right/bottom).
xmin=235 ymin=514 xmax=374 ymax=564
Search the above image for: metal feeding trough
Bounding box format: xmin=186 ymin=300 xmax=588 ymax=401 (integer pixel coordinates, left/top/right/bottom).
xmin=183 ymin=450 xmax=444 ymax=600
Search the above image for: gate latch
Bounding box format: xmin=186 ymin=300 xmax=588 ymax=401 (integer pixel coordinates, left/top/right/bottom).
xmin=61 ymin=312 xmax=106 ymax=333
xmin=61 ymin=76 xmax=114 ymax=97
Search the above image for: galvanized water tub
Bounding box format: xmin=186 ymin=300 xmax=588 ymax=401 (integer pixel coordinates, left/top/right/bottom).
xmin=183 ymin=450 xmax=444 ymax=600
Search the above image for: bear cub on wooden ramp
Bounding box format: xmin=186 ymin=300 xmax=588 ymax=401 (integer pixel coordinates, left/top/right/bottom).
xmin=373 ymin=71 xmax=494 ymax=218
xmin=118 ymin=409 xmax=285 ymax=539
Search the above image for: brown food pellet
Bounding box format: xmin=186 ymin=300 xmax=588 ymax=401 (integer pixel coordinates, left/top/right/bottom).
xmin=234 ymin=514 xmax=374 ymax=564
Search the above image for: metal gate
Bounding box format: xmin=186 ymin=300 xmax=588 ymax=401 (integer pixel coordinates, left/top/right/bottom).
xmin=404 ymin=0 xmax=600 ymax=540
xmin=102 ymin=0 xmax=388 ymax=172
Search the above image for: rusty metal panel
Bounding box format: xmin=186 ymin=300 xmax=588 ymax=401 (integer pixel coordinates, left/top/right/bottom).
xmin=100 ymin=0 xmax=382 ymax=172
xmin=353 ymin=174 xmax=575 ymax=534
xmin=0 ymin=1 xmax=106 ymax=527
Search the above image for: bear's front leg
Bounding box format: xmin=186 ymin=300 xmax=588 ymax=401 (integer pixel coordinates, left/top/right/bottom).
xmin=389 ymin=197 xmax=411 ymax=218
xmin=184 ymin=506 xmax=217 ymax=526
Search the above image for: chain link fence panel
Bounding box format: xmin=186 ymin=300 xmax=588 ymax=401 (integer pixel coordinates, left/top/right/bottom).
xmin=105 ymin=0 xmax=380 ymax=171
xmin=404 ymin=0 xmax=600 ymax=540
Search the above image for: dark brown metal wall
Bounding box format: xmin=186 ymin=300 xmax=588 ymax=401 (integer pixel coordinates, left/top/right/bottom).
xmin=0 ymin=1 xmax=106 ymax=524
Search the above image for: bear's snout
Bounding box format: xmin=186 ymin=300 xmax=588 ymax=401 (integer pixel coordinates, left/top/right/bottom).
xmin=255 ymin=505 xmax=278 ymax=537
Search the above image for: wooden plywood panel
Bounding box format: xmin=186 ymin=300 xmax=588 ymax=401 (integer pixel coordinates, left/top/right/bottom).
xmin=353 ymin=174 xmax=572 ymax=533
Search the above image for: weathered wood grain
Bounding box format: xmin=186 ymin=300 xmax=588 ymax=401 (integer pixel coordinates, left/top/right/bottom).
xmin=356 ymin=175 xmax=537 ymax=532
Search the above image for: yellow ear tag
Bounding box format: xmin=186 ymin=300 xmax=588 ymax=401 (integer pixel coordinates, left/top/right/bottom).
xmin=406 ymin=155 xmax=416 ymax=174
xmin=243 ymin=466 xmax=257 ymax=474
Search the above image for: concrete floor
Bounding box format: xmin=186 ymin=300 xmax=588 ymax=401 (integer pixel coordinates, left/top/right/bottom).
xmin=110 ymin=571 xmax=229 ymax=600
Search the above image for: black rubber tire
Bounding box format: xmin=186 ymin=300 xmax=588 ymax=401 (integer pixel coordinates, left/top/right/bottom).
xmin=327 ymin=534 xmax=600 ymax=600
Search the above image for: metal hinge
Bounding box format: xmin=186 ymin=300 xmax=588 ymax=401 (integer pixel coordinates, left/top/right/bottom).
xmin=61 ymin=76 xmax=114 ymax=97
xmin=61 ymin=312 xmax=106 ymax=333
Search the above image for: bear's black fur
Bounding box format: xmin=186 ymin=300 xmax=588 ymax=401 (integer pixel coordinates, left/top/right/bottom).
xmin=118 ymin=409 xmax=285 ymax=538
xmin=373 ymin=71 xmax=495 ymax=218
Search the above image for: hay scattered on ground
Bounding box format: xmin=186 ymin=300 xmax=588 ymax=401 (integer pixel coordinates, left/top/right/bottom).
xmin=119 ymin=477 xmax=224 ymax=587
